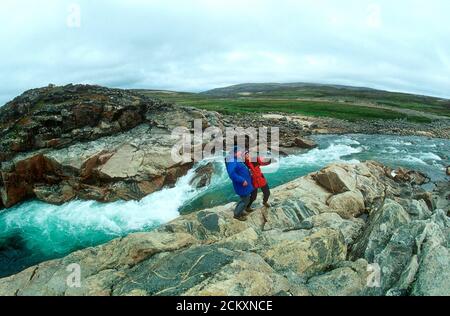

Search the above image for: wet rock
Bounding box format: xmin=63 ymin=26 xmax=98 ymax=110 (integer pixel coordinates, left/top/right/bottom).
xmin=197 ymin=211 xmax=220 ymax=233
xmin=190 ymin=163 xmax=215 ymax=189
xmin=33 ymin=184 xmax=76 ymax=205
xmin=387 ymin=167 xmax=430 ymax=185
xmin=113 ymin=244 xmax=237 ymax=296
xmin=0 ymin=232 xmax=197 ymax=296
xmin=293 ymin=137 xmax=317 ymax=149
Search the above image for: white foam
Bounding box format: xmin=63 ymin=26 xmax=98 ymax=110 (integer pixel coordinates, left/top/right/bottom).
xmin=335 ymin=137 xmax=361 ymax=146
xmin=281 ymin=144 xmax=363 ymax=168
xmin=419 ymin=152 xmax=442 ymax=161
xmin=400 ymin=155 xmax=427 ymax=165
xmin=0 ymin=164 xmax=206 ymax=254
xmin=383 ymin=146 xmax=400 ymax=154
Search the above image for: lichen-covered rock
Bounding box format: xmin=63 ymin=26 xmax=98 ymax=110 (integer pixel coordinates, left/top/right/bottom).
xmin=305 ymin=212 xmax=365 ymax=246
xmin=410 ymin=210 xmax=450 ymax=296
xmin=306 ymin=259 xmax=369 ymax=296
xmin=183 ymin=252 xmax=291 ymax=296
xmin=261 ymin=228 xmax=347 ymax=277
xmin=411 ymin=244 xmax=450 ymax=296
xmin=350 ymin=199 xmax=411 ymax=262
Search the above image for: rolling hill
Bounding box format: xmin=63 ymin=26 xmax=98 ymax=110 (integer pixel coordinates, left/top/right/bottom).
xmin=135 ymin=83 xmax=450 ymax=122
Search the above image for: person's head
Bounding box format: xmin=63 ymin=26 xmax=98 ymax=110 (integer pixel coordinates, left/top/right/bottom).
xmin=231 ymin=146 xmax=243 ymax=159
xmin=244 ymin=151 xmax=250 ymax=160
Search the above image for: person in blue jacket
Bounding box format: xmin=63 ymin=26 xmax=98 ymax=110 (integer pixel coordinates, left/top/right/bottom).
xmin=225 ymin=146 xmax=254 ymax=221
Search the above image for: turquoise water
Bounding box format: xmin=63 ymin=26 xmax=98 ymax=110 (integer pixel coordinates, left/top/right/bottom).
xmin=0 ymin=134 xmax=448 ymax=277
xmin=181 ymin=134 xmax=449 ymax=212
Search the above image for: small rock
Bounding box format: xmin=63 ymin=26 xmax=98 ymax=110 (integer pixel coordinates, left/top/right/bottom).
xmin=294 ymin=137 xmax=317 ymax=149
xmin=190 ymin=163 xmax=215 ymax=189
xmin=314 ymin=165 xmax=356 ymax=194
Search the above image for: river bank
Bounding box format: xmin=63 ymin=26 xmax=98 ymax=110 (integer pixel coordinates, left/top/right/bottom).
xmin=226 ymin=112 xmax=450 ymax=140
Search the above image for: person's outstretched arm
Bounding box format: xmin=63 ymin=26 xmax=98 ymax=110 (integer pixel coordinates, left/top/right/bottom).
xmin=258 ymin=156 xmax=271 ymax=166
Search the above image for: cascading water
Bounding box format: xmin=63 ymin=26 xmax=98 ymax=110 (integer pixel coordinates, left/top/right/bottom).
xmin=0 ymin=165 xmax=204 ymax=277
xmin=0 ymin=134 xmax=448 ymax=278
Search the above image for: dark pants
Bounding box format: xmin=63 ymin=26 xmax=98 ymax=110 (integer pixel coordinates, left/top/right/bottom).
xmin=234 ymin=195 xmax=251 ymax=217
xmin=249 ymin=184 xmax=271 ymax=208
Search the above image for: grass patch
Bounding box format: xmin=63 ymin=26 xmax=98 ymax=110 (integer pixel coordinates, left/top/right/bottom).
xmin=141 ymin=91 xmax=433 ymax=123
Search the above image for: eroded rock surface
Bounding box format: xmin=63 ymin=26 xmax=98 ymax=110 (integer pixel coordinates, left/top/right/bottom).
xmin=0 ymin=85 xmax=221 ymax=208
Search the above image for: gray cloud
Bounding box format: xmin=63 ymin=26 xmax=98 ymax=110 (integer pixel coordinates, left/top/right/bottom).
xmin=1 ymin=0 xmax=449 ymax=106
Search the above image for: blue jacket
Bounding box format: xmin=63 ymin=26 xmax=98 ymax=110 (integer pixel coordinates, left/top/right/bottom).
xmin=225 ymin=156 xmax=254 ymax=197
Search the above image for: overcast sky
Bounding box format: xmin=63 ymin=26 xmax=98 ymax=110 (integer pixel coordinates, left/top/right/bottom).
xmin=1 ymin=0 xmax=449 ymax=105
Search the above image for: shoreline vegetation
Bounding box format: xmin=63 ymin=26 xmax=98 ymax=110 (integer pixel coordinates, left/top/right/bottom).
xmin=135 ymin=82 xmax=450 ymax=122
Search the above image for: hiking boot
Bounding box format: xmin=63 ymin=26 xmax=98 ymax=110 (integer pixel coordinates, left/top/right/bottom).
xmin=234 ymin=215 xmax=248 ymax=222
xmin=245 ymin=208 xmax=256 ymax=214
xmin=263 ymin=202 xmax=271 ymax=208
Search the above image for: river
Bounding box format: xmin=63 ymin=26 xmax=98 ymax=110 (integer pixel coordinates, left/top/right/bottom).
xmin=0 ymin=134 xmax=448 ymax=278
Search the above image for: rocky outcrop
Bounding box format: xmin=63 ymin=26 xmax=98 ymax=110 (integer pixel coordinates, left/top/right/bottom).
xmin=0 ymin=85 xmax=314 ymax=209
xmin=0 ymin=161 xmax=447 ymax=296
xmin=0 ymin=84 xmax=156 ymax=156
xmin=222 ymin=114 xmax=317 ymax=151
xmin=0 ymin=85 xmax=224 ymax=208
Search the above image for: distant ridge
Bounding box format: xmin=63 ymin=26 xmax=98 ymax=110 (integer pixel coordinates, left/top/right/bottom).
xmin=201 ymin=82 xmax=448 ymax=101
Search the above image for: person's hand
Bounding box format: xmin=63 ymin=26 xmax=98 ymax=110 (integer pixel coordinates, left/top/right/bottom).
xmin=243 ymin=181 xmax=248 ymax=187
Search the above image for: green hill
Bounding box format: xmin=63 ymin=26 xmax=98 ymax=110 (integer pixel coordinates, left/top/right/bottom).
xmin=134 ymin=83 xmax=450 ymax=122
